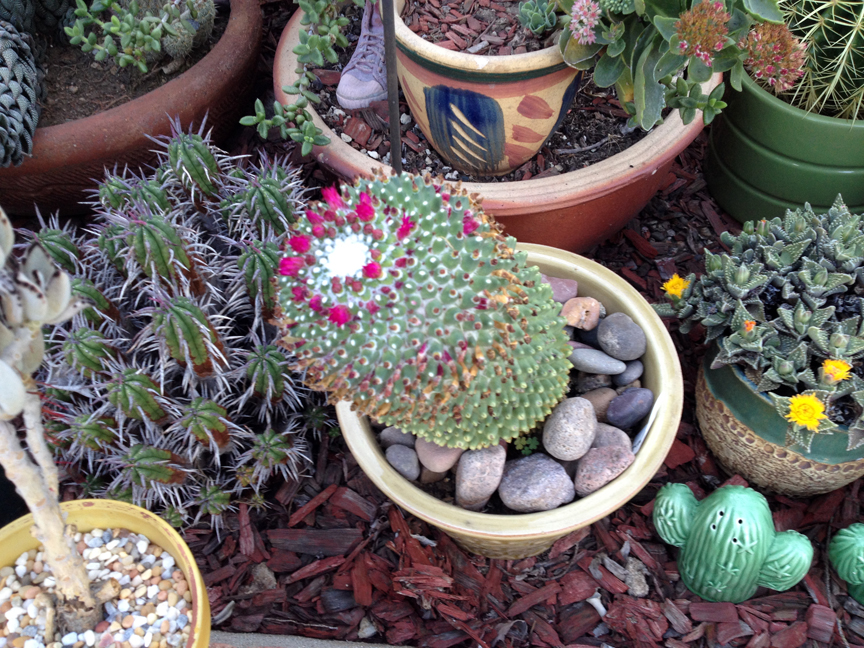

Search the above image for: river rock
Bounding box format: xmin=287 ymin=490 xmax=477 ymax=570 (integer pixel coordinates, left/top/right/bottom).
xmin=415 ymin=438 xmax=464 ymax=473
xmin=541 ymin=274 xmax=579 ymax=303
xmin=385 ymin=445 xmax=420 ymax=481
xmin=498 ymin=454 xmax=576 ymax=512
xmin=577 ymin=325 xmax=600 ymax=347
xmin=560 ymin=297 xmax=603 ymax=330
xmin=567 ymin=340 xmax=594 ymax=353
xmin=606 ymin=388 xmax=654 ymax=429
xmin=420 ymin=467 xmax=448 ymax=484
xmin=613 ymin=360 xmax=644 ymax=386
xmin=456 ymin=444 xmax=507 ymax=511
xmin=574 ymin=446 xmax=635 ymax=496
xmin=616 ymin=379 xmax=641 ymax=393
xmin=597 ymin=312 xmax=646 ymax=361
xmin=556 ymin=458 xmax=579 ymax=480
xmin=569 ymin=348 xmax=626 ymax=374
xmin=542 ymin=397 xmax=597 ymax=460
xmin=591 ymin=423 xmax=631 ymax=449
xmin=380 ymin=426 xmax=415 ymax=448
xmin=575 ymin=371 xmax=612 ymax=393
xmin=580 ymin=387 xmax=618 ymax=422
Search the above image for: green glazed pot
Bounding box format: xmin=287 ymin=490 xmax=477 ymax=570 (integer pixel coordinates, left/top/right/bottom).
xmin=654 ymin=484 xmax=813 ymax=602
xmin=704 ymin=73 xmax=864 ymax=223
xmin=696 ymin=346 xmax=864 ymax=497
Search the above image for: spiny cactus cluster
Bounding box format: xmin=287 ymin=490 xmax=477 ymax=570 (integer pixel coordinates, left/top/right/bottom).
xmin=29 ymin=123 xmax=318 ymax=530
xmin=780 ymin=0 xmax=864 ymax=119
xmin=517 ymin=0 xmax=557 ymax=36
xmin=657 ymin=196 xmax=864 ymax=451
xmin=273 ymin=171 xmax=572 ymax=450
xmin=0 ymin=19 xmax=40 ymax=167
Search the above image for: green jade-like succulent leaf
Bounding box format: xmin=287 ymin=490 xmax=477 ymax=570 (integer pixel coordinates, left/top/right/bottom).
xmin=654 ymin=484 xmax=813 ymax=602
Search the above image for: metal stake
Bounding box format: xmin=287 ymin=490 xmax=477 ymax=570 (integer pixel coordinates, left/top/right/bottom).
xmin=380 ymin=0 xmax=402 ymax=174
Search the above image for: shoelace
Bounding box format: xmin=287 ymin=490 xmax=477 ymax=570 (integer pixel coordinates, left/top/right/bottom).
xmin=346 ymin=32 xmax=385 ymax=74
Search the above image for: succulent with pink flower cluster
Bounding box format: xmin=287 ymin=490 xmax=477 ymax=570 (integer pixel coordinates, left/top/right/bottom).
xmin=274 ymin=172 xmax=572 ymax=450
xmin=739 ymin=22 xmax=806 ymax=93
xmin=569 ymin=0 xmax=601 ymax=45
xmin=674 ymin=1 xmax=731 ymax=67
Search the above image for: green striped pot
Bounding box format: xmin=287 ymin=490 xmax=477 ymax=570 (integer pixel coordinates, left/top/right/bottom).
xmin=704 ymin=73 xmax=864 ymax=223
xmin=394 ymin=5 xmax=580 ymax=176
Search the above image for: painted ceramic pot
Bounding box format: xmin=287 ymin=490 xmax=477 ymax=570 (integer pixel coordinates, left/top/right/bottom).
xmin=653 ymin=484 xmax=813 ymax=602
xmin=273 ymin=9 xmax=721 ymax=252
xmin=394 ymin=16 xmax=580 ymax=175
xmin=337 ymin=244 xmax=683 ymax=559
xmin=696 ymin=347 xmax=864 ymax=497
xmin=829 ymin=523 xmax=864 ymax=605
xmin=0 ymin=0 xmax=262 ymax=218
xmin=704 ymin=73 xmax=864 ymax=223
xmin=0 ymin=500 xmax=210 ymax=648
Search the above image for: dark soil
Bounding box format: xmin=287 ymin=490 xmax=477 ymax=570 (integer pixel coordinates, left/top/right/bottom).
xmin=37 ymin=7 xmax=229 ymax=126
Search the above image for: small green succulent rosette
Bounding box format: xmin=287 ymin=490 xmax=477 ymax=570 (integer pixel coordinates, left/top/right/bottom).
xmin=829 ymin=523 xmax=864 ymax=605
xmin=653 ymin=484 xmax=813 ymax=602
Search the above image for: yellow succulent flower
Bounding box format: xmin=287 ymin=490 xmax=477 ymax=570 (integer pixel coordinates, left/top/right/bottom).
xmin=785 ymin=394 xmax=827 ymax=432
xmin=662 ymin=273 xmax=690 ymax=299
xmin=823 ymin=359 xmax=852 ymax=383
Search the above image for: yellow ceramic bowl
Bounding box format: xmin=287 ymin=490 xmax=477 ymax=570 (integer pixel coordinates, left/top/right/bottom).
xmin=0 ymin=500 xmax=210 ymax=648
xmin=339 ymin=244 xmax=684 ymax=558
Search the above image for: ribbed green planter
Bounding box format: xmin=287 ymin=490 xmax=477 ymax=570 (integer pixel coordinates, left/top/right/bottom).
xmin=696 ymin=347 xmax=864 ymax=497
xmin=704 ymin=73 xmax=864 ymax=223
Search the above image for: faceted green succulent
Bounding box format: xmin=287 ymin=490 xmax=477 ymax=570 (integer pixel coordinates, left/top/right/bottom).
xmin=654 ymin=484 xmax=813 ymax=602
xmin=273 ymin=171 xmax=572 ymax=449
xmin=517 ymin=0 xmax=557 ymax=35
xmin=829 ymin=523 xmax=864 ymax=605
xmin=656 ymin=196 xmax=864 ymax=452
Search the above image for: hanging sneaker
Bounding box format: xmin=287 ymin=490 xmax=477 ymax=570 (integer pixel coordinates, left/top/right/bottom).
xmin=336 ymin=0 xmax=388 ymax=110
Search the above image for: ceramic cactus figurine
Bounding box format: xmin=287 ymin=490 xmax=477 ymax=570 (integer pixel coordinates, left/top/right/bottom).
xmin=829 ymin=523 xmax=864 ymax=604
xmin=273 ymin=171 xmax=572 ymax=450
xmin=653 ymin=484 xmax=813 ymax=602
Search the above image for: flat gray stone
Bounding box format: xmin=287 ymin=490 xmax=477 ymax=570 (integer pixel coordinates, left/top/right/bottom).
xmin=542 ymin=397 xmax=597 ymax=461
xmin=613 ymin=360 xmax=644 ymax=386
xmin=569 ymin=348 xmax=627 ymax=375
xmin=606 ymin=388 xmax=654 ymax=430
xmin=456 ymin=444 xmax=507 ymax=511
xmin=597 ymin=312 xmax=646 ymax=361
xmin=575 ymin=371 xmax=612 ymax=393
xmin=385 ymin=444 xmax=420 ymax=481
xmin=415 ymin=438 xmax=464 ymax=473
xmin=498 ymin=454 xmax=576 ymax=513
xmin=379 ymin=426 xmax=415 ymax=448
xmin=591 ymin=423 xmax=631 ymax=449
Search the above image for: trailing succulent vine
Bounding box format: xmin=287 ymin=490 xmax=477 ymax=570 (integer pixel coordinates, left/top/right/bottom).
xmin=240 ymin=0 xmax=362 ymax=154
xmin=25 ymin=122 xmax=318 ymax=530
xmin=272 ymin=171 xmax=573 ymax=450
xmin=656 ymin=196 xmax=864 ymax=452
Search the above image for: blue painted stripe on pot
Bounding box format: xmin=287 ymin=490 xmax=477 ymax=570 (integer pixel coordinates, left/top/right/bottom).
xmin=424 ymin=86 xmax=505 ymax=173
xmin=395 ymin=41 xmax=570 ymax=83
xmin=701 ymin=347 xmax=864 ymax=466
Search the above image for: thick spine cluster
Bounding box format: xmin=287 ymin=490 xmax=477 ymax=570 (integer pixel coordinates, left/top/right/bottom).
xmin=274 ymin=172 xmax=571 ymax=449
xmin=25 ymin=123 xmax=318 ymax=530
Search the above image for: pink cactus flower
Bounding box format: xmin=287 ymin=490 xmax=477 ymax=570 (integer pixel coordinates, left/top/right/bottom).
xmin=321 ymin=186 xmax=344 ymax=209
xmin=312 ymin=224 xmax=326 ymax=238
xmin=363 ymin=262 xmax=383 ymax=279
xmin=279 ymin=256 xmax=304 ymax=277
xmin=306 ymin=210 xmax=324 ymax=225
xmin=328 ymin=305 xmax=352 ymax=326
xmin=309 ymin=295 xmax=323 ymax=312
xmin=397 ymin=215 xmax=416 ymax=240
xmin=291 ymin=286 xmax=307 ymax=302
xmin=463 ymin=215 xmax=479 ymax=236
xmin=289 ymin=235 xmax=311 ymax=253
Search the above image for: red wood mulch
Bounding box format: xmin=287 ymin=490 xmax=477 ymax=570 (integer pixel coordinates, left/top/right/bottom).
xmin=198 ymin=118 xmax=864 ymax=648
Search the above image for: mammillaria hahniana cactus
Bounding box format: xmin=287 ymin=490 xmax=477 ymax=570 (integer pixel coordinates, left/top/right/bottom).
xmin=30 ymin=123 xmax=316 ymax=530
xmin=653 ymin=484 xmax=813 ymax=603
xmin=273 ymin=171 xmax=573 ymax=450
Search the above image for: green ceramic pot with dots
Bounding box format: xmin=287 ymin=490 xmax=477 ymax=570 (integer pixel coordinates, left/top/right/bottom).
xmin=829 ymin=523 xmax=864 ymax=604
xmin=653 ymin=484 xmax=813 ymax=602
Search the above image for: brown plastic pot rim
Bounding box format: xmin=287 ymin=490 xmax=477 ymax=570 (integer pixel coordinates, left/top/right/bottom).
xmin=337 ymin=244 xmax=684 ymax=541
xmin=273 ymin=10 xmax=718 ymax=217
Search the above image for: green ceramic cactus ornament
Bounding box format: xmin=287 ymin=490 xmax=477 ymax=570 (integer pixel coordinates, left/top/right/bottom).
xmin=829 ymin=523 xmax=864 ymax=605
xmin=653 ymin=484 xmax=813 ymax=602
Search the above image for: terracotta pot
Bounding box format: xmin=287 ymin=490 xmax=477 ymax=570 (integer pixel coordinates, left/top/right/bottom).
xmin=0 ymin=500 xmax=210 ymax=647
xmin=704 ymin=73 xmax=864 ymax=223
xmin=696 ymin=347 xmax=864 ymax=497
xmin=0 ymin=0 xmax=263 ymax=218
xmin=336 ymin=244 xmax=683 ymax=559
xmin=274 ymin=9 xmax=721 ymax=252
